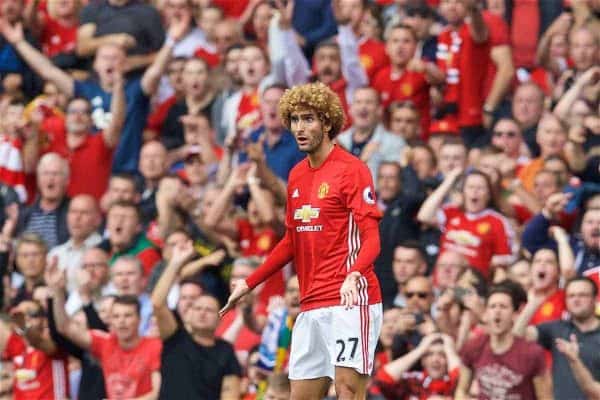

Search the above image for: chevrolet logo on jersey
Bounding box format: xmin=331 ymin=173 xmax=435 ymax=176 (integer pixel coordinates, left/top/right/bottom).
xmin=294 ymin=205 xmax=320 ymax=223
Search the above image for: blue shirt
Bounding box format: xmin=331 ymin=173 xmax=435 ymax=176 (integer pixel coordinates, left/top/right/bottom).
xmin=74 ymin=78 xmax=149 ymax=173
xmin=249 ymin=127 xmax=305 ymax=181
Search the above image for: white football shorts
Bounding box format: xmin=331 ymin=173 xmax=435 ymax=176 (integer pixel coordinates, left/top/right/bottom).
xmin=288 ymin=303 xmax=382 ymax=380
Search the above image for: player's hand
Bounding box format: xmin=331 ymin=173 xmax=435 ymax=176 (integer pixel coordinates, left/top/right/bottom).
xmin=220 ymin=279 xmax=250 ymax=317
xmin=340 ymin=271 xmax=361 ymax=309
xmin=556 ymin=334 xmax=580 ymax=362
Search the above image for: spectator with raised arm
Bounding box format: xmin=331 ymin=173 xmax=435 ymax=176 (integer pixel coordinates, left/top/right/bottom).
xmin=47 ymin=259 xmax=162 ymax=400
xmin=0 ymin=16 xmax=189 ymax=173
xmin=374 ymin=333 xmax=461 ymax=400
xmin=76 ymin=0 xmax=164 ymax=72
xmin=0 ymin=299 xmax=69 ymax=399
xmin=556 ymin=333 xmax=600 ymax=400
xmin=151 ymin=238 xmax=241 ymax=399
xmin=514 ymin=277 xmax=600 ymax=400
xmin=418 ymin=168 xmax=515 ymax=280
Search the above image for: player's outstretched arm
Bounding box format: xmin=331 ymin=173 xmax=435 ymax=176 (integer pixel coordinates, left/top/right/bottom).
xmin=220 ymin=230 xmax=294 ymax=317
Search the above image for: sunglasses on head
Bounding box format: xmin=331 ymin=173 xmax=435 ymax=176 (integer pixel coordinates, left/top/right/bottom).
xmin=405 ymin=291 xmax=430 ymax=299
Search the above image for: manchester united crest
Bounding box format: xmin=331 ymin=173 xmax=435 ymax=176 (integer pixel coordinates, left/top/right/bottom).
xmin=318 ymin=182 xmax=329 ymax=199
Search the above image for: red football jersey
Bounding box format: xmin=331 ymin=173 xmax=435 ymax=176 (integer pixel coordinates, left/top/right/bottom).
xmin=482 ymin=11 xmax=510 ymax=99
xmin=236 ymin=90 xmax=262 ymax=139
xmin=90 ymin=330 xmax=162 ymax=399
xmin=358 ymin=37 xmax=390 ymax=82
xmin=438 ymin=205 xmax=514 ymax=277
xmin=2 ymin=333 xmax=69 ymax=400
xmin=284 ymin=146 xmax=382 ymax=310
xmin=40 ymin=16 xmax=76 ymax=58
xmin=437 ymin=23 xmax=491 ymax=127
xmin=530 ymin=290 xmax=567 ymax=326
xmin=372 ymin=66 xmax=431 ymax=138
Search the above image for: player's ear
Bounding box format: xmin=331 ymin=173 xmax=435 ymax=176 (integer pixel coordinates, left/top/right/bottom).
xmin=323 ymin=122 xmax=332 ymax=135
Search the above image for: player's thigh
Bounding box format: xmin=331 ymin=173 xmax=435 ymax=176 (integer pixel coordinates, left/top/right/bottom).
xmin=334 ymin=366 xmax=368 ymax=400
xmin=290 ymin=377 xmax=331 ymax=400
xmin=329 ymin=304 xmax=382 ymax=375
xmin=289 ymin=308 xmax=335 ymax=380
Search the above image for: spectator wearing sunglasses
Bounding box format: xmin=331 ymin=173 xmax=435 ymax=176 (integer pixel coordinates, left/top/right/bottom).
xmin=390 ymin=276 xmax=438 ymax=363
xmin=490 ymin=117 xmax=530 ymax=173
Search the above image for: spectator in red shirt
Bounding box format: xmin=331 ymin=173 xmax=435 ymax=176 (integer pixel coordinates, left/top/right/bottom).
xmin=26 ymin=0 xmax=80 ymax=69
xmin=338 ymin=0 xmax=390 ymax=81
xmin=42 ymin=80 xmax=124 ymax=200
xmin=375 ymin=333 xmax=461 ymax=400
xmin=480 ymin=7 xmax=514 ymax=129
xmin=0 ymin=299 xmax=69 ymax=400
xmin=527 ymin=246 xmax=571 ymax=326
xmin=418 ymin=168 xmax=515 ymax=279
xmin=373 ymin=24 xmax=444 ymax=139
xmin=436 ymin=0 xmax=491 ymax=148
xmin=49 ymin=267 xmax=162 ymax=400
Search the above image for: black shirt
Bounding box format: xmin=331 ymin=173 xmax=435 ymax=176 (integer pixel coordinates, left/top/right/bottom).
xmin=537 ymin=319 xmax=600 ymax=400
xmin=159 ymin=325 xmax=242 ymax=399
xmin=79 ymin=0 xmax=164 ymax=56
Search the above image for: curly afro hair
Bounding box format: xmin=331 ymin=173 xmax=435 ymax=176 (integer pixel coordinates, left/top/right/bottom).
xmin=278 ymin=82 xmax=346 ymax=139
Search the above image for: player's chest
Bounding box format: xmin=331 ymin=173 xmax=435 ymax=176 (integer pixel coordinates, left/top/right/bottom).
xmin=288 ymin=174 xmax=347 ymax=226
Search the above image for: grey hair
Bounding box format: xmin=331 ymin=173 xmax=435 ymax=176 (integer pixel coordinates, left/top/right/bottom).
xmin=37 ymin=152 xmax=70 ymax=178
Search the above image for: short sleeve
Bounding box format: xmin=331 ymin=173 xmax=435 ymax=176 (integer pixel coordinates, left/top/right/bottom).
xmin=222 ymin=341 xmax=242 ymax=377
xmin=536 ymin=321 xmax=557 ymax=350
xmin=529 ymin=343 xmax=547 ymax=377
xmin=438 ymin=205 xmax=458 ymax=231
xmin=459 ymin=333 xmax=487 ymax=369
xmin=486 ymin=13 xmax=510 ymax=46
xmin=2 ymin=332 xmax=26 ymax=359
xmin=148 ymin=339 xmax=162 ymax=371
xmin=343 ymin=161 xmax=382 ymax=222
xmin=89 ymin=329 xmax=111 ymax=360
xmin=492 ymin=216 xmax=513 ymax=256
xmin=79 ymin=3 xmax=98 ymax=26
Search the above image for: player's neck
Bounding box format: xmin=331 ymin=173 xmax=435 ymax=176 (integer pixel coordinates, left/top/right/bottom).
xmin=307 ymin=141 xmax=334 ymax=168
xmin=490 ymin=330 xmax=514 ymax=354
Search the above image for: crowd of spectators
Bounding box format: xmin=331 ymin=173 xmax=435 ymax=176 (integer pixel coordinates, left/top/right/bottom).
xmin=0 ymin=0 xmax=598 ymax=398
